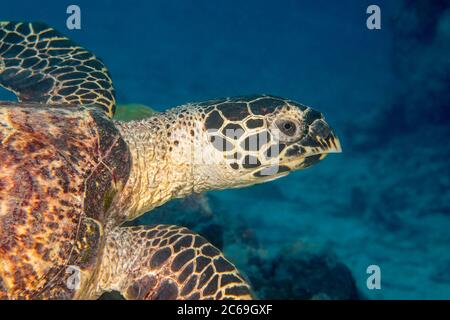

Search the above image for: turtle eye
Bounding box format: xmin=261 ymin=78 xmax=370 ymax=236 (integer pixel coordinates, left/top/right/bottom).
xmin=276 ymin=119 xmax=297 ymax=136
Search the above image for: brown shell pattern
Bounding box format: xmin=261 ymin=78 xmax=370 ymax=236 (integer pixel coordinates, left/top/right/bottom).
xmin=0 ymin=102 xmax=130 ymax=299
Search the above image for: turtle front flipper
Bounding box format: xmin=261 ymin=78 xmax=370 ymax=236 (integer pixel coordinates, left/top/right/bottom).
xmin=0 ymin=21 xmax=116 ymax=117
xmin=95 ymin=225 xmax=252 ymax=300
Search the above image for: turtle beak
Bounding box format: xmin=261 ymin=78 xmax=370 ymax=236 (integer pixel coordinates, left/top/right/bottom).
xmin=280 ymin=111 xmax=342 ymax=170
xmin=318 ymin=130 xmax=342 ymax=154
xmin=291 ymin=130 xmax=341 ymax=169
xmin=300 ymin=108 xmax=342 ymax=154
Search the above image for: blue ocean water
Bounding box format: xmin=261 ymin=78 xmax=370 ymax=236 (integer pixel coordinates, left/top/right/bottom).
xmin=2 ymin=1 xmax=450 ymax=299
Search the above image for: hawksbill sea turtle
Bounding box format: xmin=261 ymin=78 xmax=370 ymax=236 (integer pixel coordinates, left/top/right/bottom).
xmin=0 ymin=21 xmax=341 ymax=300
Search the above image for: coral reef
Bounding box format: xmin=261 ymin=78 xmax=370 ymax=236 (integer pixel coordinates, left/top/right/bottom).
xmin=249 ymin=244 xmax=360 ymax=300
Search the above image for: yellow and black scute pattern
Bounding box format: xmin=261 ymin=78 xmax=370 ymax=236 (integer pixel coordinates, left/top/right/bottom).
xmin=0 ymin=22 xmax=116 ymax=117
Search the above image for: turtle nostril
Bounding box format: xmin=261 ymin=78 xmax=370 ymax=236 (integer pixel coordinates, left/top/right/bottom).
xmin=310 ymin=119 xmax=331 ymax=139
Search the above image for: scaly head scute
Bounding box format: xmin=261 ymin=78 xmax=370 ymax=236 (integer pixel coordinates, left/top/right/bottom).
xmin=190 ymin=95 xmax=341 ymax=190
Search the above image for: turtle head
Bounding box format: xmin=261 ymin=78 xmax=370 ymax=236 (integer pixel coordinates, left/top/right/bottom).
xmin=194 ymin=95 xmax=342 ymax=190
xmin=116 ymin=95 xmax=341 ymax=217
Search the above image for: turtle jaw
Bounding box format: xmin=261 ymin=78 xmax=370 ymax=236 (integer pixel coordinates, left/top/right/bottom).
xmin=283 ymin=131 xmax=342 ymax=170
xmin=246 ymin=125 xmax=341 ymax=182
